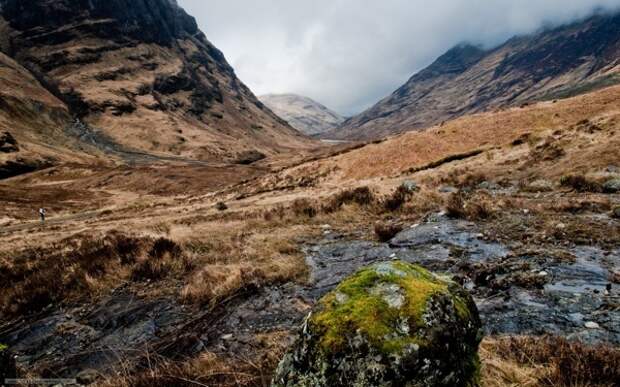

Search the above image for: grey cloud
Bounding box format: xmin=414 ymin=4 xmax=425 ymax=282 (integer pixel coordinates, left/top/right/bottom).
xmin=179 ymin=0 xmax=620 ymax=115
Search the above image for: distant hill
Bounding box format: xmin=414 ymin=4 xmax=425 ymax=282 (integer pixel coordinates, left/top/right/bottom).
xmin=330 ymin=11 xmax=620 ymax=140
xmin=259 ymin=94 xmax=345 ymax=136
xmin=0 ymin=0 xmax=312 ymax=164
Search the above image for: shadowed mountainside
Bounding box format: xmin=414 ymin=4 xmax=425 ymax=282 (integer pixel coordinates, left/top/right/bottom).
xmin=0 ymin=0 xmax=313 ymax=162
xmin=331 ymin=11 xmax=620 ymax=140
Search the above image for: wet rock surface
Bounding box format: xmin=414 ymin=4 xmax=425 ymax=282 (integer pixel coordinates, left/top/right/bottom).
xmin=1 ymin=213 xmax=618 ymax=378
xmin=0 ymin=289 xmax=188 ymax=378
xmin=303 ymin=214 xmax=620 ymax=345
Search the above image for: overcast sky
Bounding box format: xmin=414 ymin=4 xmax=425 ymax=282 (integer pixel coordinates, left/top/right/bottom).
xmin=178 ymin=0 xmax=620 ymax=116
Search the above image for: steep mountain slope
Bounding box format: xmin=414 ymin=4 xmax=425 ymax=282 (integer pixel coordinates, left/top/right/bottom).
xmin=0 ymin=0 xmax=312 ymax=162
xmin=0 ymin=51 xmax=100 ymax=179
xmin=332 ymin=12 xmax=620 ymax=140
xmin=259 ymin=94 xmax=345 ymax=136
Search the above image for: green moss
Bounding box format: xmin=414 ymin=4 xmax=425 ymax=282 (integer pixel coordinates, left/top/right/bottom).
xmin=453 ymin=295 xmax=472 ymax=320
xmin=0 ymin=343 xmax=7 ymax=351
xmin=311 ymin=261 xmax=468 ymax=355
xmin=467 ymin=353 xmax=482 ymax=387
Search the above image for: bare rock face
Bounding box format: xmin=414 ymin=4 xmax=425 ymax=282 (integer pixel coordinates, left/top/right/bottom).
xmin=259 ymin=94 xmax=345 ymax=136
xmin=272 ymin=261 xmax=482 ymax=387
xmin=0 ymin=0 xmax=311 ymax=162
xmin=332 ymin=12 xmax=620 ymax=140
xmin=0 ymin=0 xmax=199 ymax=46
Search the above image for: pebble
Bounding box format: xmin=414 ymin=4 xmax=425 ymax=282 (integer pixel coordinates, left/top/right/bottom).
xmin=538 ymin=271 xmax=549 ymax=277
xmin=584 ymin=321 xmax=600 ymax=329
xmin=221 ymin=334 xmax=234 ymax=341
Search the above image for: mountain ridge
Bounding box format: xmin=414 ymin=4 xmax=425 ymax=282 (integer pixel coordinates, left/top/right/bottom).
xmin=0 ymin=0 xmax=313 ymax=163
xmin=330 ymin=11 xmax=620 ymax=140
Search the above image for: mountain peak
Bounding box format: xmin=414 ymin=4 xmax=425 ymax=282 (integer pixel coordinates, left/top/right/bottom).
xmin=424 ymin=43 xmax=487 ymax=76
xmin=260 ymin=94 xmax=345 ymax=136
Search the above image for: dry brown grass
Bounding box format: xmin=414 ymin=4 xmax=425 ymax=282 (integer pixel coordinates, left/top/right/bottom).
xmin=98 ymin=334 xmax=620 ymax=387
xmin=481 ymin=336 xmax=620 ymax=387
xmin=100 ymin=331 xmax=291 ymax=387
xmin=311 ymin=85 xmax=620 ymax=181
xmin=0 ymin=232 xmax=191 ymax=317
xmin=291 ymin=198 xmax=318 ymax=218
xmin=176 ymin=220 xmax=309 ymax=306
xmin=131 ymin=238 xmax=191 ymax=281
xmin=560 ymin=174 xmax=603 ymax=193
xmin=322 ymin=186 xmax=376 ymax=213
xmin=374 ymin=222 xmax=404 ymax=242
xmin=381 ymin=184 xmax=413 ymax=212
xmin=446 ymin=191 xmax=495 ymax=221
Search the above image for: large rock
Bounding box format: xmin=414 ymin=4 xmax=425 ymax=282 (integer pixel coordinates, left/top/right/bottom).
xmin=272 ymin=261 xmax=483 ymax=387
xmin=0 ymin=344 xmax=16 ymax=383
xmin=603 ymin=178 xmax=620 ymax=193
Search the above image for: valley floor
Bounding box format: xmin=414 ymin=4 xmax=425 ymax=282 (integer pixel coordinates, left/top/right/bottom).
xmin=1 ymin=86 xmax=619 ymax=386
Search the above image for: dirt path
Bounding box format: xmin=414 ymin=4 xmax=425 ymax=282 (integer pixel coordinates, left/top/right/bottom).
xmin=0 ymin=210 xmax=100 ymax=234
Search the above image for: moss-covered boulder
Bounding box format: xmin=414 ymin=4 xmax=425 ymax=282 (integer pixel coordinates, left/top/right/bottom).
xmin=272 ymin=261 xmax=483 ymax=387
xmin=0 ymin=343 xmax=16 ymax=384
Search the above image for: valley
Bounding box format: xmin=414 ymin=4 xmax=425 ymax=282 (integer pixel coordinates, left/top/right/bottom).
xmin=0 ymin=1 xmax=619 ymax=386
xmin=1 ymin=84 xmax=619 ymax=386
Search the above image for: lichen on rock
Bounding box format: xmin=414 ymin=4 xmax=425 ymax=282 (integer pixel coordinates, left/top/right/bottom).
xmin=272 ymin=261 xmax=483 ymax=387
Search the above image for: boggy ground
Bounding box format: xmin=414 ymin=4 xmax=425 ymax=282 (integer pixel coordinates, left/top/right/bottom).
xmin=0 ymin=87 xmax=619 ymax=386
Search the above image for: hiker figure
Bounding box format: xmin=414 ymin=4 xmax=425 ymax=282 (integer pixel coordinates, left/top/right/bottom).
xmin=39 ymin=208 xmax=46 ymax=223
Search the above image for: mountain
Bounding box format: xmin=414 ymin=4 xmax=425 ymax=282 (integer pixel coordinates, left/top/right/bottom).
xmin=0 ymin=50 xmax=103 ymax=179
xmin=259 ymin=94 xmax=345 ymax=136
xmin=331 ymin=12 xmax=620 ymax=140
xmin=0 ymin=0 xmax=312 ymax=163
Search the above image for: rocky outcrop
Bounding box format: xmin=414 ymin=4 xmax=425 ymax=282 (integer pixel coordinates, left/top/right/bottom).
xmin=235 ymin=150 xmax=266 ymax=165
xmin=332 ymin=12 xmax=620 ymax=140
xmin=0 ymin=0 xmax=312 ymax=162
xmin=259 ymin=94 xmax=345 ymax=136
xmin=0 ymin=0 xmax=199 ymax=48
xmin=272 ymin=261 xmax=482 ymax=387
xmin=0 ymin=131 xmax=18 ymax=153
xmin=0 ymin=157 xmax=54 ymax=180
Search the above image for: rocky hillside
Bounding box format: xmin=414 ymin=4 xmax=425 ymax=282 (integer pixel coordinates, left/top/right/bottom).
xmin=259 ymin=93 xmax=345 ymax=136
xmin=0 ymin=51 xmax=99 ymax=179
xmin=331 ymin=12 xmax=620 ymax=140
xmin=0 ymin=0 xmax=312 ymax=162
